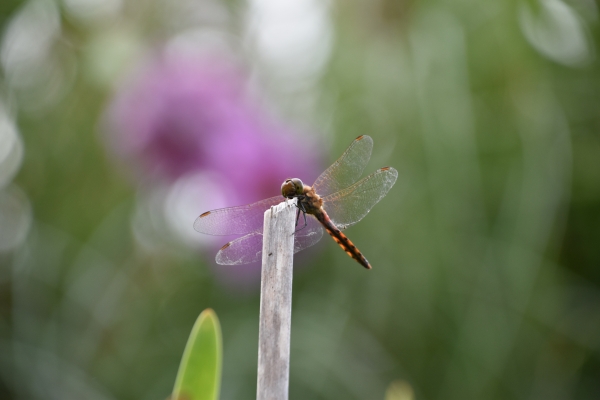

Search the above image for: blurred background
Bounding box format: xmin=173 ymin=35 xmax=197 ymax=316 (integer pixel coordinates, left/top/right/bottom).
xmin=0 ymin=0 xmax=599 ymax=399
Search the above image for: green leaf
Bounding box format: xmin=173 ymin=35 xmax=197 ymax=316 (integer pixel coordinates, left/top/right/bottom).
xmin=172 ymin=308 xmax=223 ymax=400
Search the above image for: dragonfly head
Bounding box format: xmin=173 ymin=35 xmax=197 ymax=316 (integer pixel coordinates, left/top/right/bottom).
xmin=281 ymin=178 xmax=304 ymax=198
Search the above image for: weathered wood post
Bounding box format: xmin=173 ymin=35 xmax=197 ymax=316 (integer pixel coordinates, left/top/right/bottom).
xmin=256 ymin=198 xmax=297 ymax=400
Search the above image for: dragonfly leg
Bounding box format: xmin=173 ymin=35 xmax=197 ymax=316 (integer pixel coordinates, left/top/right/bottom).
xmin=295 ymin=211 xmax=308 ymax=232
xmin=293 ymin=201 xmax=309 ymax=234
xmin=290 ymin=197 xmax=309 ymax=235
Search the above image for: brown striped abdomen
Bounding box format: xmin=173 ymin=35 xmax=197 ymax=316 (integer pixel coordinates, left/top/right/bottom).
xmin=314 ymin=209 xmax=372 ymax=269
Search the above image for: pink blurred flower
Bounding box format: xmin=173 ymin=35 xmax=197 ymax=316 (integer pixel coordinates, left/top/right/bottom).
xmin=104 ymin=51 xmax=322 ymax=206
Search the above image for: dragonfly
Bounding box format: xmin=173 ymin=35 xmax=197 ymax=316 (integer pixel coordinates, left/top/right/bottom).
xmin=193 ymin=135 xmax=397 ymax=269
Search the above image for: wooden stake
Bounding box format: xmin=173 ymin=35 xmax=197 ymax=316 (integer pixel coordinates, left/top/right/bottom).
xmin=256 ymin=198 xmax=297 ymax=400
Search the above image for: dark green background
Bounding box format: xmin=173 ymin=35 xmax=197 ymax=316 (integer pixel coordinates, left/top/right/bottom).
xmin=1 ymin=0 xmax=599 ymax=399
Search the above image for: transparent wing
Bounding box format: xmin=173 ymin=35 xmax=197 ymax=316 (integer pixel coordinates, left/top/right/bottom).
xmin=322 ymin=167 xmax=398 ymax=230
xmin=193 ymin=195 xmax=283 ymax=236
xmin=215 ymin=215 xmax=324 ymax=265
xmin=312 ymin=135 xmax=373 ymax=197
xmin=293 ymin=216 xmax=324 ymax=254
xmin=216 ymin=232 xmax=263 ymax=265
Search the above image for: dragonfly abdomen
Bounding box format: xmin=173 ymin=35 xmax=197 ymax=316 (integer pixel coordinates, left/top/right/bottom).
xmin=316 ymin=209 xmax=372 ymax=269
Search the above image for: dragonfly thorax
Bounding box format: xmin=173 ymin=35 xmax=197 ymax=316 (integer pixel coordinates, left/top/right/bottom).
xmin=281 ymin=178 xmax=304 ymax=198
xmin=282 ymin=178 xmax=323 ymax=214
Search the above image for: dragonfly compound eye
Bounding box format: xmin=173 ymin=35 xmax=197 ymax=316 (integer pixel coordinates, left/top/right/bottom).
xmin=281 ymin=178 xmax=304 ymax=198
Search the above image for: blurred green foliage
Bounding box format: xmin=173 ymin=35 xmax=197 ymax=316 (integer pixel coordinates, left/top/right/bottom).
xmin=172 ymin=309 xmax=222 ymax=400
xmin=1 ymin=0 xmax=599 ymax=399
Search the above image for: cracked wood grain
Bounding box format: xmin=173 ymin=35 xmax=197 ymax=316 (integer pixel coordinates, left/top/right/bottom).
xmin=256 ymin=198 xmax=297 ymax=400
